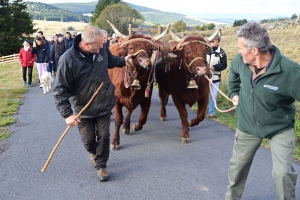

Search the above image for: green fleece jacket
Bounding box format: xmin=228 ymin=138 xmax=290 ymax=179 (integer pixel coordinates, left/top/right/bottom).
xmin=228 ymin=46 xmax=300 ymax=138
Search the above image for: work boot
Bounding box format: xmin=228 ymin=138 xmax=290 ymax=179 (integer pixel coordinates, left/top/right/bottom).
xmin=90 ymin=154 xmax=97 ymax=167
xmin=97 ymin=168 xmax=109 ymax=181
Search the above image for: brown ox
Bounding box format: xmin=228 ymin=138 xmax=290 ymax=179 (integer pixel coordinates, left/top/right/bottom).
xmin=155 ymin=28 xmax=220 ymax=143
xmin=107 ymin=21 xmax=169 ymax=150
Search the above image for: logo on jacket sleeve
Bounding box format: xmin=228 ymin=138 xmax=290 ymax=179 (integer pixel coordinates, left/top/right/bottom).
xmin=264 ymin=84 xmax=278 ymax=90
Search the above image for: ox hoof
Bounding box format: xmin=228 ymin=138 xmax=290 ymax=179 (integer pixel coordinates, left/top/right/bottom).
xmin=110 ymin=144 xmax=120 ymax=151
xmin=122 ymin=128 xmax=130 ymax=135
xmin=160 ymin=116 xmax=166 ymax=121
xmin=181 ymin=138 xmax=190 ymax=144
xmin=133 ymin=123 xmax=139 ymax=132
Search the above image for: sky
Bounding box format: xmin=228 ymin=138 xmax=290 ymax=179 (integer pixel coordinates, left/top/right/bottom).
xmin=27 ymin=0 xmax=300 ymax=21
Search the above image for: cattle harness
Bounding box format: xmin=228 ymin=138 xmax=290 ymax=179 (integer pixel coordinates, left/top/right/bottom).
xmin=121 ymin=38 xmax=160 ymax=98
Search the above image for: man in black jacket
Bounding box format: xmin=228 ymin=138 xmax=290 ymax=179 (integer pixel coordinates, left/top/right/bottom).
xmin=53 ymin=26 xmax=132 ymax=181
xmin=50 ymin=34 xmax=68 ymax=76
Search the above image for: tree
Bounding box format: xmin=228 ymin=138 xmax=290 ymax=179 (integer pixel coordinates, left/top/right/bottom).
xmin=0 ymin=0 xmax=36 ymax=56
xmin=172 ymin=20 xmax=187 ymax=32
xmin=91 ymin=0 xmax=122 ymax=25
xmin=233 ymin=19 xmax=248 ymax=27
xmin=95 ymin=4 xmax=144 ymax=34
xmin=291 ymin=13 xmax=298 ymax=20
xmin=206 ymin=23 xmax=216 ymax=30
xmin=193 ymin=25 xmax=202 ymax=31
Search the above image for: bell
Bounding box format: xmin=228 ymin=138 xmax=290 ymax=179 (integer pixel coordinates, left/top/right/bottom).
xmin=131 ymin=79 xmax=141 ymax=90
xmin=187 ymin=79 xmax=198 ymax=89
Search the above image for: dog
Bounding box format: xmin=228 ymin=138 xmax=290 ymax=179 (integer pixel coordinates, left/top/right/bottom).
xmin=40 ymin=72 xmax=54 ymax=94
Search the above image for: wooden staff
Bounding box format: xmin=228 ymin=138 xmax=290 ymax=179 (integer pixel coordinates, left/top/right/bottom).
xmin=41 ymin=82 xmax=104 ymax=172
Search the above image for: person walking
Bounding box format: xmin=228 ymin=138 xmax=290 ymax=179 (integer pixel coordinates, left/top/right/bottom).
xmin=31 ymin=37 xmax=50 ymax=88
xmin=64 ymin=31 xmax=74 ymax=49
xmin=225 ymin=22 xmax=299 ymax=200
xmin=50 ymin=34 xmax=68 ymax=76
xmin=18 ymin=39 xmax=36 ymax=87
xmin=47 ymin=36 xmax=56 ymax=74
xmin=53 ymin=26 xmax=132 ymax=181
xmin=206 ymin=34 xmax=227 ymax=118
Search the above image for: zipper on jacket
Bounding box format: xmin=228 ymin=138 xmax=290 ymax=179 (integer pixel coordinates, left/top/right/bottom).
xmin=251 ymin=88 xmax=258 ymax=137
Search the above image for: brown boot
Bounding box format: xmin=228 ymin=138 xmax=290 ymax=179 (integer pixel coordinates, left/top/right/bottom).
xmin=90 ymin=154 xmax=97 ymax=167
xmin=97 ymin=168 xmax=109 ymax=181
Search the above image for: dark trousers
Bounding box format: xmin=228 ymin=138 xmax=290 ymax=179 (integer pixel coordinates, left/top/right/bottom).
xmin=77 ymin=113 xmax=111 ymax=170
xmin=48 ymin=58 xmax=56 ymax=73
xmin=22 ymin=66 xmax=33 ymax=84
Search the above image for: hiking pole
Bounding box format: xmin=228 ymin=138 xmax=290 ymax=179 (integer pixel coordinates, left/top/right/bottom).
xmin=41 ymin=82 xmax=104 ymax=172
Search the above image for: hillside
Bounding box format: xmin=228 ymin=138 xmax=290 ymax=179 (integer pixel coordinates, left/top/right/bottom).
xmin=51 ymin=1 xmax=205 ymax=26
xmin=26 ymin=2 xmax=90 ymax=22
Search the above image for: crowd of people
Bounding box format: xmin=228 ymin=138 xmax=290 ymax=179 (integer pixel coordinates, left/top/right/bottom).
xmin=18 ymin=31 xmax=75 ymax=88
xmin=17 ymin=23 xmax=299 ymax=199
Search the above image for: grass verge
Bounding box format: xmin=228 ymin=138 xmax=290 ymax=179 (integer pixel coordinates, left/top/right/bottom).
xmin=0 ymin=62 xmax=38 ymax=141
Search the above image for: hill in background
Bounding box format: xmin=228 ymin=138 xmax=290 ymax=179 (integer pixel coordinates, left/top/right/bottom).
xmin=26 ymin=2 xmax=90 ymax=22
xmin=51 ymin=1 xmax=206 ymax=26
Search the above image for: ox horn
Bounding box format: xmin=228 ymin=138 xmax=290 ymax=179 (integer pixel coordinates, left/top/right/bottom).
xmin=169 ymin=28 xmax=182 ymax=43
xmin=106 ymin=20 xmax=128 ymax=41
xmin=206 ymin=25 xmax=221 ymax=42
xmin=153 ymin=24 xmax=171 ymax=41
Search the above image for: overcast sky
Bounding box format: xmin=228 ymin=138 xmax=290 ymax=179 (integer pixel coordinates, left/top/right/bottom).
xmin=28 ymin=0 xmax=300 ymax=20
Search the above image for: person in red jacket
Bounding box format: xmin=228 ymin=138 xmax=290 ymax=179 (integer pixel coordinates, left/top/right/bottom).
xmin=18 ymin=40 xmax=36 ymax=87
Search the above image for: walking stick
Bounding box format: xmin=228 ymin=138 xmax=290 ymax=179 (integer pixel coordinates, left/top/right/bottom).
xmin=41 ymin=82 xmax=104 ymax=172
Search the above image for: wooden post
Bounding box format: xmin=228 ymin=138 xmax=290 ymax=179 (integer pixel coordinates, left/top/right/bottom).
xmin=128 ymin=24 xmax=132 ymax=36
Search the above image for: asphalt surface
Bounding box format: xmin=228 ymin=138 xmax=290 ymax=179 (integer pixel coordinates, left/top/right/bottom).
xmin=0 ymin=82 xmax=300 ymax=200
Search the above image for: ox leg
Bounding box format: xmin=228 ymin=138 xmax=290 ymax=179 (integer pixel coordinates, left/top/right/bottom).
xmin=190 ymin=98 xmax=209 ymax=127
xmin=111 ymin=104 xmax=123 ymax=150
xmin=122 ymin=108 xmax=132 ymax=134
xmin=133 ymin=99 xmax=151 ymax=132
xmin=172 ymin=97 xmax=190 ymax=143
xmin=158 ymin=88 xmax=167 ymax=121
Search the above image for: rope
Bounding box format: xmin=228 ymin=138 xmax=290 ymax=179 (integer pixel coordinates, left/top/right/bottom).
xmin=204 ymin=75 xmax=236 ymax=113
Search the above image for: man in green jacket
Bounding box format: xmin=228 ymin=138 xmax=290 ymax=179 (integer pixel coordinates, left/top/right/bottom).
xmin=225 ymin=22 xmax=299 ymax=200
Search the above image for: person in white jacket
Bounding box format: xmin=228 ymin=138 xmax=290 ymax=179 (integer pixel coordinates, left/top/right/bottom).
xmin=206 ymin=35 xmax=227 ymax=118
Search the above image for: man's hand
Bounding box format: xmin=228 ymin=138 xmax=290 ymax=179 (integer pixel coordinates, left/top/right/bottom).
xmin=65 ymin=115 xmax=81 ymax=126
xmin=232 ymin=95 xmax=239 ymax=106
xmin=125 ymin=55 xmax=132 ymax=64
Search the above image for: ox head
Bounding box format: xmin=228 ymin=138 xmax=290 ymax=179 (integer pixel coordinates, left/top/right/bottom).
xmin=166 ymin=27 xmax=220 ymax=81
xmin=107 ymin=20 xmax=170 ymax=92
xmin=107 ymin=20 xmax=170 ymax=70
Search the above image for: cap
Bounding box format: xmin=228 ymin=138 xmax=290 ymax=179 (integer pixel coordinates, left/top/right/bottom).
xmin=23 ymin=39 xmax=30 ymax=45
xmin=48 ymin=36 xmax=54 ymax=40
xmin=57 ymin=34 xmax=63 ymax=38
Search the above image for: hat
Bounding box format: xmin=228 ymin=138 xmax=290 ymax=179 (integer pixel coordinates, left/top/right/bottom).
xmin=57 ymin=34 xmax=63 ymax=38
xmin=48 ymin=36 xmax=54 ymax=40
xmin=23 ymin=39 xmax=30 ymax=45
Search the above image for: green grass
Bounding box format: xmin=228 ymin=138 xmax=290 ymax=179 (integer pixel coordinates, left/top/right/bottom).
xmin=0 ymin=62 xmax=39 ymax=140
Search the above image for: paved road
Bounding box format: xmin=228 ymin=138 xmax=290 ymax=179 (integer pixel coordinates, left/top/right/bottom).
xmin=0 ymin=83 xmax=300 ymax=200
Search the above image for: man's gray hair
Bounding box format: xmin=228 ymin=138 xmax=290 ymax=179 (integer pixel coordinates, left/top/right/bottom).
xmin=102 ymin=29 xmax=108 ymax=36
xmin=236 ymin=22 xmax=272 ymax=53
xmin=81 ymin=26 xmax=104 ymax=43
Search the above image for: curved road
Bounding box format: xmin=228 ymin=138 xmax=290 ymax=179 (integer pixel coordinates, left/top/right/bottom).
xmin=0 ymin=84 xmax=299 ymax=200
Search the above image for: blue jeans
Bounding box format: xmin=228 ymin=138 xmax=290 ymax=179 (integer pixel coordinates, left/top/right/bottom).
xmin=208 ymin=81 xmax=220 ymax=115
xmin=48 ymin=58 xmax=56 ymax=73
